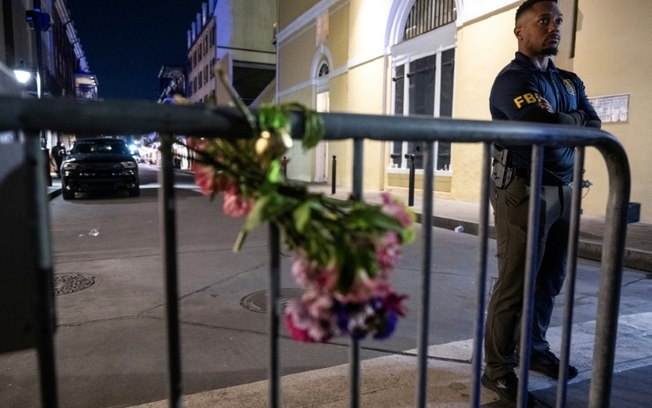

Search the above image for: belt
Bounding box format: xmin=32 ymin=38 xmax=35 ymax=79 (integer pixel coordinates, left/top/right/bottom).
xmin=510 ymin=167 xmax=567 ymax=187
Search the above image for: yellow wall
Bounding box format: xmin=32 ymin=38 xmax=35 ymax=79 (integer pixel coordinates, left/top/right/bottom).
xmin=329 ymin=3 xmax=350 ymax=68
xmin=568 ymin=0 xmax=652 ymax=221
xmin=346 ymin=58 xmax=386 ymax=189
xmin=277 ymin=27 xmax=315 ymax=91
xmin=328 ymin=73 xmax=352 ymax=187
xmin=450 ymin=9 xmax=515 ymax=201
xmin=278 ymin=0 xmax=319 ymax=29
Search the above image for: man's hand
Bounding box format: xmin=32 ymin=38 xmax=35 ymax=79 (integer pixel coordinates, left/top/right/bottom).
xmin=538 ymin=97 xmax=553 ymax=113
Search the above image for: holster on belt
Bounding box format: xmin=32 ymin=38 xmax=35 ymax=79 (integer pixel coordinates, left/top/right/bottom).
xmin=491 ymin=147 xmax=514 ymax=189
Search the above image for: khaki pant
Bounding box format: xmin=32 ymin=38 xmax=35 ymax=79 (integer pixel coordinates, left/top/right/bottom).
xmin=483 ymin=176 xmax=572 ymax=380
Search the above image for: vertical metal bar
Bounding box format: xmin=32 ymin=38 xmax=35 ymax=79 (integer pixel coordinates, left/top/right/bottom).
xmin=408 ymin=154 xmax=415 ymax=207
xmin=351 ymin=139 xmax=363 ymax=201
xmin=268 ymin=222 xmax=281 ymax=408
xmin=349 ymin=338 xmax=360 ymax=408
xmin=555 ymin=147 xmax=585 ymax=408
xmin=27 ymin=131 xmax=59 ymax=408
xmin=159 ymin=136 xmax=183 ymax=408
xmin=331 ymin=155 xmax=337 ymax=194
xmin=588 ymin=144 xmax=630 ymax=408
xmin=517 ymin=145 xmax=544 ymax=408
xmin=349 ymin=138 xmax=364 ymax=408
xmin=416 ymin=141 xmax=434 ymax=408
xmin=471 ymin=142 xmax=491 ymax=407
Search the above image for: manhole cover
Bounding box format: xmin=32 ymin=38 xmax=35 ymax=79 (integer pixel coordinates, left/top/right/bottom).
xmin=241 ymin=288 xmax=304 ymax=313
xmin=55 ymin=273 xmax=95 ymax=296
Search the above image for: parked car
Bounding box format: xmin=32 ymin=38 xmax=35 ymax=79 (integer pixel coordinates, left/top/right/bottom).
xmin=60 ymin=138 xmax=140 ymax=200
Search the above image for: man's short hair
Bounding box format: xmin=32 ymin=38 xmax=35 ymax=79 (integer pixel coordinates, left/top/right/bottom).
xmin=515 ymin=0 xmax=558 ymax=23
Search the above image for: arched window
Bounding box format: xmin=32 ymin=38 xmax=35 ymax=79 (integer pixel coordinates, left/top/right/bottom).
xmin=318 ymin=61 xmax=330 ymax=78
xmin=404 ymin=0 xmax=457 ymax=40
xmin=390 ymin=0 xmax=456 ymax=174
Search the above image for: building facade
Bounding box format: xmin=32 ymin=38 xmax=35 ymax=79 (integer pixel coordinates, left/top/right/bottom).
xmin=1 ymin=0 xmax=96 ymax=148
xmin=187 ymin=0 xmax=276 ymax=106
xmin=275 ymin=0 xmax=652 ymax=223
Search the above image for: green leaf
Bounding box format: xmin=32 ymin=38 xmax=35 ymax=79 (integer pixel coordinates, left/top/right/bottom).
xmin=233 ymin=230 xmax=248 ymax=252
xmin=293 ymin=202 xmax=312 ymax=233
xmin=242 ymin=195 xmax=270 ymax=232
xmin=302 ymin=109 xmax=325 ymax=149
xmin=266 ymin=160 xmax=282 ymax=184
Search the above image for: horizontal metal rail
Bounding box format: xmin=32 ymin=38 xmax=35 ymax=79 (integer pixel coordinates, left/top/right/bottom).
xmin=0 ymin=96 xmax=630 ymax=408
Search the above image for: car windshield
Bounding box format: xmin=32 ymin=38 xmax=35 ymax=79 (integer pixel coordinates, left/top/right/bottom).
xmin=72 ymin=140 xmax=130 ymax=155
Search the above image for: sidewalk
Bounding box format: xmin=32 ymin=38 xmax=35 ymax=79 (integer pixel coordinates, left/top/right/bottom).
xmin=305 ymin=183 xmax=651 ymax=274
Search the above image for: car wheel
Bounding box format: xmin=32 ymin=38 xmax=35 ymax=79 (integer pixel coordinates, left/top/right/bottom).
xmin=128 ymin=187 xmax=140 ymax=197
xmin=62 ymin=188 xmax=74 ymax=200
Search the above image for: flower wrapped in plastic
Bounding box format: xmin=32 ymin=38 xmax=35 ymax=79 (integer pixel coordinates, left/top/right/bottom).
xmin=180 ymin=71 xmax=415 ymax=343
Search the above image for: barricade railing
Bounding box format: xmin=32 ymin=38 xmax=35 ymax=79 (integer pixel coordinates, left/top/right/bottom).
xmin=0 ymin=96 xmax=630 ymax=408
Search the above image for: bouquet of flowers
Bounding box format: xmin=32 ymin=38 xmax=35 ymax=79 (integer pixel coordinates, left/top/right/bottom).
xmin=180 ymin=73 xmax=415 ymax=343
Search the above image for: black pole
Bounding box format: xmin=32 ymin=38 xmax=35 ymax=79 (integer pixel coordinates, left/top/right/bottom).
xmin=27 ymin=131 xmax=59 ymax=408
xmin=268 ymin=223 xmax=281 ymax=407
xmin=331 ymin=155 xmax=336 ymax=194
xmin=160 ymin=136 xmax=183 ymax=408
xmin=31 ymin=0 xmax=51 ymax=186
xmin=407 ymin=153 xmax=415 ymax=207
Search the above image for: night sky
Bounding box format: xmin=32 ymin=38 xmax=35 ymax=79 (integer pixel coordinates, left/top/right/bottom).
xmin=66 ymin=0 xmax=206 ymax=101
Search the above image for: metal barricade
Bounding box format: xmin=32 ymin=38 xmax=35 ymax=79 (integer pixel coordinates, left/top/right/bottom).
xmin=0 ymin=96 xmax=630 ymax=408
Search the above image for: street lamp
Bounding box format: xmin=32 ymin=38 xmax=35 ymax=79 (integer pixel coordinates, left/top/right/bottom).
xmin=13 ymin=60 xmax=41 ymax=98
xmin=13 ymin=66 xmax=32 ymax=84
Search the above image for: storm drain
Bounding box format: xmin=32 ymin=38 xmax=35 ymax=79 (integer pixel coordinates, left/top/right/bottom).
xmin=240 ymin=288 xmax=304 ymax=313
xmin=55 ymin=273 xmax=95 ymax=296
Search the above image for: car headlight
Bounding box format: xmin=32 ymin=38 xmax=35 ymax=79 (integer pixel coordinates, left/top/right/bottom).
xmin=62 ymin=162 xmax=79 ymax=170
xmin=121 ymin=161 xmax=137 ymax=169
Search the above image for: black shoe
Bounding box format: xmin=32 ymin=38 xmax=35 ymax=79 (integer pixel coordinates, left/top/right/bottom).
xmin=481 ymin=372 xmax=537 ymax=407
xmin=530 ymin=349 xmax=578 ymax=380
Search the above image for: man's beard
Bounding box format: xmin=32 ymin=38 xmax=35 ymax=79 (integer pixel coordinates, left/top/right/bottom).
xmin=542 ymin=47 xmax=559 ymax=56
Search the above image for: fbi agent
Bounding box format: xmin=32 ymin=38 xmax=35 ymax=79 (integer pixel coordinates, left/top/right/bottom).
xmin=482 ymin=0 xmax=601 ymax=406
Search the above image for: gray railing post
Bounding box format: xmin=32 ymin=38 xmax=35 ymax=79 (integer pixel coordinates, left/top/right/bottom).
xmin=588 ymin=140 xmax=630 ymax=408
xmin=349 ymin=139 xmax=364 ymax=408
xmin=159 ymin=135 xmax=183 ymax=408
xmin=470 ymin=142 xmax=492 ymax=407
xmin=517 ymin=145 xmax=545 ymax=408
xmin=331 ymin=155 xmax=337 ymax=194
xmin=26 ymin=131 xmax=59 ymax=408
xmin=407 ymin=153 xmax=415 ymax=207
xmin=416 ymin=142 xmax=435 ymax=407
xmin=556 ymin=146 xmax=586 ymax=407
xmin=268 ymin=223 xmax=281 ymax=408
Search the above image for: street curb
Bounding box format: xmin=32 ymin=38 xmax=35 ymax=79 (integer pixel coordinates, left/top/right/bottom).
xmin=418 ymin=213 xmax=651 ymax=274
xmin=48 ymin=188 xmax=61 ymax=200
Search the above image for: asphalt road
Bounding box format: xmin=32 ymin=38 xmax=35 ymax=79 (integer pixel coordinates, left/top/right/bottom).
xmin=1 ymin=164 xmax=651 ymax=407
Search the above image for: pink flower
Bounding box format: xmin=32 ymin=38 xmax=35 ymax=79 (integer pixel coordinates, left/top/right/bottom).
xmin=336 ymin=272 xmax=375 ymax=304
xmin=381 ymin=192 xmax=414 ymax=228
xmin=223 ymin=189 xmax=254 ymax=217
xmin=383 ymin=291 xmax=408 ymax=317
xmin=314 ymin=263 xmax=338 ymax=292
xmin=284 ymin=292 xmax=335 ymax=343
xmin=285 ymin=300 xmax=314 ymax=342
xmin=292 ymin=253 xmax=338 ymax=291
xmin=376 ymin=231 xmax=402 ymax=273
xmin=194 ymin=164 xmax=217 ymax=196
xmin=291 ymin=255 xmax=311 ymax=288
